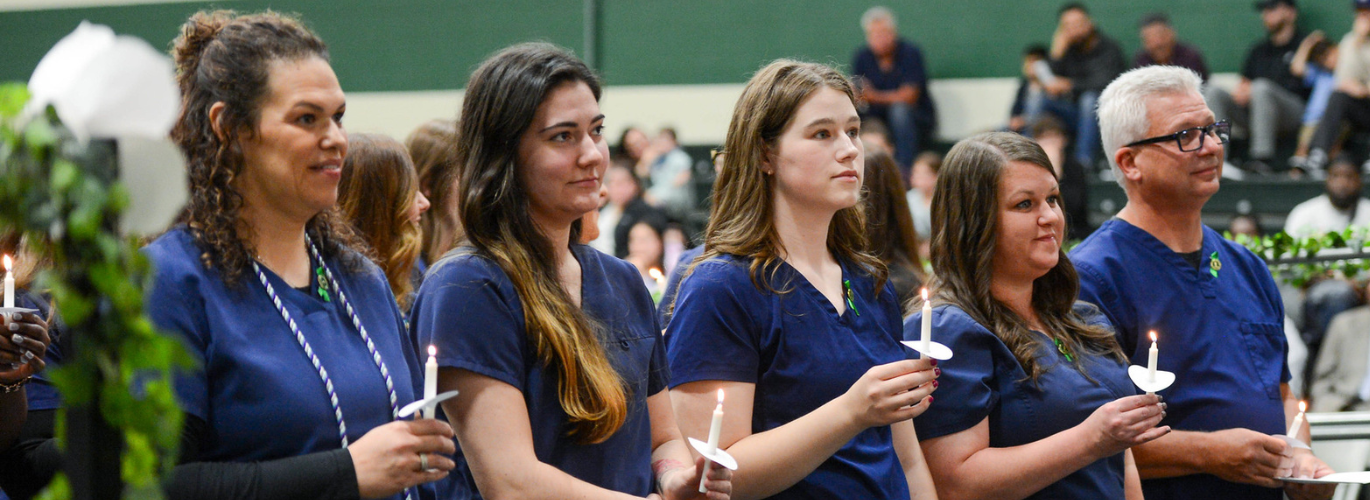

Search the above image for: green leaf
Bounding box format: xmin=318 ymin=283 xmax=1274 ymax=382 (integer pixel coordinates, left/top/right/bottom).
xmin=0 ymin=83 xmax=29 ymax=119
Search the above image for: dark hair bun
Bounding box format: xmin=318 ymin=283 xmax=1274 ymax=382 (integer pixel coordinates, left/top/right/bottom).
xmin=171 ymin=10 xmax=233 ymax=92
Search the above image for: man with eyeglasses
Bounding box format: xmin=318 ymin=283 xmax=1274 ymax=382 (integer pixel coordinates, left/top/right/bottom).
xmin=1070 ymin=65 xmax=1335 ymax=500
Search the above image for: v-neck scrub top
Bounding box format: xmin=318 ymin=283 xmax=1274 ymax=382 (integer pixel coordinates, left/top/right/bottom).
xmin=144 ymin=228 xmax=422 ymax=500
xmin=906 ymin=304 xmax=1135 ymax=499
xmin=1070 ymin=219 xmax=1289 ymax=500
xmin=665 ymin=254 xmax=911 ymax=500
xmin=410 ymin=245 xmax=668 ymax=499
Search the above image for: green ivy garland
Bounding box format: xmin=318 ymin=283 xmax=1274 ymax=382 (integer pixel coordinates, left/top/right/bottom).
xmin=1229 ymin=228 xmax=1370 ymax=287
xmin=0 ymin=82 xmax=191 ymax=499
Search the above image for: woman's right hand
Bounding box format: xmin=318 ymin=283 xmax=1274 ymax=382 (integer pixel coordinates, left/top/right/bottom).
xmin=349 ymin=419 xmax=457 ymax=499
xmin=0 ymin=311 xmax=51 ymax=383
xmin=840 ymin=358 xmax=938 ymax=429
xmin=1079 ymin=394 xmax=1169 ymax=459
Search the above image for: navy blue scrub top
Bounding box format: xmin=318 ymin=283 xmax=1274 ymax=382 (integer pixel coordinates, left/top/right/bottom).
xmin=907 ymin=303 xmax=1135 ymax=499
xmin=666 ymin=254 xmax=911 ymax=500
xmin=656 ymin=245 xmax=703 ymax=327
xmin=1070 ymin=219 xmax=1290 ymax=500
xmin=144 ymin=228 xmax=423 ymax=500
xmin=411 ymin=244 xmax=668 ymax=499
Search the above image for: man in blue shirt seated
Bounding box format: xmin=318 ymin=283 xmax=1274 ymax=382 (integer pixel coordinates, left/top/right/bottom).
xmin=850 ymin=5 xmax=936 ymax=175
xmin=1071 ymin=64 xmax=1335 ymax=500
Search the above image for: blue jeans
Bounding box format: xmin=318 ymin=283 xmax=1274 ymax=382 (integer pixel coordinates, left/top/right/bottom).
xmin=1025 ymin=90 xmax=1101 ymax=169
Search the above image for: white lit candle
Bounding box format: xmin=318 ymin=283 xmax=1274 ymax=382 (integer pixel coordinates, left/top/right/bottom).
xmin=649 ymin=268 xmax=666 ymax=290
xmin=3 ymin=255 xmax=13 ymax=309
xmin=1287 ymin=400 xmax=1307 ymax=438
xmin=1147 ymin=331 xmax=1158 ymax=383
xmin=699 ymin=388 xmax=725 ymax=493
xmin=919 ymin=288 xmax=932 ymax=358
xmin=423 ymin=345 xmax=438 ymax=419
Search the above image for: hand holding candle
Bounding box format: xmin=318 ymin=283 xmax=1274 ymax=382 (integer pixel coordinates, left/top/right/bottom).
xmin=423 ymin=345 xmax=438 ymax=420
xmin=699 ymin=388 xmax=725 ymax=493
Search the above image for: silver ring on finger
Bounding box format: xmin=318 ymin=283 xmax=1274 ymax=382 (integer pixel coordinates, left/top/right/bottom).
xmin=419 ymin=452 xmax=428 ymax=471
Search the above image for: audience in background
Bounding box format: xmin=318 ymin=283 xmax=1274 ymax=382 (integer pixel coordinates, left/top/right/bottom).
xmin=906 ymin=151 xmax=940 ymax=249
xmin=624 ymin=219 xmax=667 ymax=297
xmin=1228 ymin=213 xmax=1265 ymax=239
xmin=852 ymin=5 xmax=937 ymax=172
xmin=1306 ymin=2 xmax=1370 ymax=175
xmin=406 ymin=119 xmax=461 ymax=267
xmin=1037 ymin=3 xmax=1126 ymax=170
xmin=1288 ymin=32 xmax=1341 ymax=171
xmin=1311 ymin=279 xmax=1370 ymax=411
xmin=338 ymin=132 xmax=431 ymax=311
xmin=593 ymin=161 xmax=666 ymax=259
xmin=641 ymin=128 xmax=695 ymax=219
xmin=1032 ymin=116 xmax=1093 ymax=240
xmin=1133 ymin=12 xmax=1210 ymax=82
xmin=1008 ymin=44 xmax=1062 ymax=134
xmin=1205 ymin=0 xmax=1309 ymax=174
xmin=860 ymin=117 xmax=895 ymax=158
xmin=864 ymin=151 xmax=924 ymax=306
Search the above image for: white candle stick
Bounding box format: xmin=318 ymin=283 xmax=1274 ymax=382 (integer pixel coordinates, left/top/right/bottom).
xmin=700 ymin=389 xmax=725 ymax=493
xmin=919 ymin=288 xmax=932 ymax=359
xmin=649 ymin=268 xmax=665 ymax=290
xmin=1146 ymin=331 xmax=1158 ymax=383
xmin=423 ymin=345 xmax=438 ymax=420
xmin=1287 ymin=400 xmax=1307 ymax=438
xmin=3 ymin=255 xmax=13 ymax=309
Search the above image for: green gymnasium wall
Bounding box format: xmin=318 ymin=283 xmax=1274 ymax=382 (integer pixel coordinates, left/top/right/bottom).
xmin=0 ymin=0 xmax=1352 ymax=91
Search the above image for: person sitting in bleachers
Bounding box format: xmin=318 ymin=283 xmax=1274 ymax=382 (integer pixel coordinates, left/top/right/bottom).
xmin=1288 ymin=32 xmax=1340 ymax=173
xmin=1132 ymin=12 xmax=1209 ymax=82
xmin=1310 ymin=279 xmax=1370 ymax=411
xmin=1034 ymin=3 xmax=1126 ymax=170
xmin=852 ymin=5 xmax=936 ymax=173
xmin=1204 ymin=0 xmax=1311 ymax=174
xmin=1306 ymin=1 xmax=1370 ymax=176
xmin=641 ymin=127 xmax=695 ymax=219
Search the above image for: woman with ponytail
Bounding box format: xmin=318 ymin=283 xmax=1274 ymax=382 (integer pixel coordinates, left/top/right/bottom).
xmin=145 ymin=10 xmax=453 ymax=499
xmin=410 ymin=43 xmax=730 ymax=500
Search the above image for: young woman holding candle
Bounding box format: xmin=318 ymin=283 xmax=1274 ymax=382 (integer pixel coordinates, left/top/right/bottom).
xmin=144 ymin=10 xmax=454 ymax=499
xmin=907 ymin=131 xmax=1169 ymax=500
xmin=664 ymin=60 xmax=939 ymax=500
xmin=0 ymin=233 xmax=59 ymax=499
xmin=409 ymin=43 xmax=731 ymax=500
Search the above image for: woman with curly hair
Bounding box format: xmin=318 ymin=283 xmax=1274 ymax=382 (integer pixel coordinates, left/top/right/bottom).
xmin=410 ymin=42 xmax=731 ymax=500
xmin=143 ymin=10 xmax=453 ymax=499
xmin=338 ymin=132 xmax=430 ymax=311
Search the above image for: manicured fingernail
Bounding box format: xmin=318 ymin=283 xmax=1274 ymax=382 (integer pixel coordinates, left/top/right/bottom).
xmin=10 ymin=334 xmax=20 ymax=344
xmin=932 ymin=380 xmax=939 ymax=388
xmin=934 ymin=368 xmax=941 ymax=377
xmin=8 ymin=322 xmax=16 ymax=331
xmin=926 ymin=396 xmax=934 ymax=404
xmin=930 ymin=359 xmax=938 ymax=366
xmin=22 ymin=350 xmax=34 ymax=361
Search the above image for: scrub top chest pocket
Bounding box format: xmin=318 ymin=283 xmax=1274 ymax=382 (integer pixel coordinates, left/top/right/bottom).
xmin=1238 ymin=321 xmax=1286 ymax=399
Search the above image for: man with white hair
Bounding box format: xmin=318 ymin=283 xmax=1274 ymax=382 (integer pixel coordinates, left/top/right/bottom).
xmin=851 ymin=5 xmax=936 ymax=174
xmin=1069 ymin=65 xmax=1335 ymax=500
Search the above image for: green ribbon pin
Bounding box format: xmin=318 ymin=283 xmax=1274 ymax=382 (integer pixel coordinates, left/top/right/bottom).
xmin=1208 ymin=251 xmax=1221 ymax=278
xmin=1054 ymin=337 xmax=1075 ymax=362
xmin=843 ymin=279 xmax=859 ymax=316
xmin=316 ymin=266 xmax=332 ymax=302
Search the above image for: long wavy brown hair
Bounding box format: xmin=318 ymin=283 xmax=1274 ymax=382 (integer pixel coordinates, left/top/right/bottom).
xmin=863 ymin=151 xmax=924 ymax=305
xmin=170 ymin=10 xmax=365 ymax=286
xmin=690 ymin=60 xmax=884 ymax=292
xmin=454 ymin=42 xmax=625 ymax=444
xmin=338 ymin=133 xmax=423 ymax=309
xmin=406 ymin=119 xmax=462 ymax=265
xmin=930 ymin=132 xmax=1124 ymax=382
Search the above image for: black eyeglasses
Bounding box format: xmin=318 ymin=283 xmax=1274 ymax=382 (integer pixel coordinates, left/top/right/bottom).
xmin=1124 ymin=120 xmax=1230 ymax=152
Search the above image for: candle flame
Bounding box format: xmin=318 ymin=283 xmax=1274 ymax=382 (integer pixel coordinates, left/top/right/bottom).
xmin=649 ymin=268 xmax=665 ymax=283
xmin=1299 ymin=400 xmax=1307 ymax=412
xmin=1149 ymin=330 xmax=1157 ymax=342
xmin=428 ymin=345 xmax=436 ymax=357
xmin=2 ymin=255 xmax=10 ymax=272
xmin=717 ymin=388 xmax=725 ymax=404
xmin=921 ymin=288 xmax=928 ymax=301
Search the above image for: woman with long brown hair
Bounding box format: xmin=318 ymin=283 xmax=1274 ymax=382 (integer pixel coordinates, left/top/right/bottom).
xmin=144 ymin=10 xmax=453 ymax=499
xmin=908 ymin=132 xmax=1166 ymax=499
xmin=406 ymin=119 xmax=461 ymax=266
xmin=665 ymin=60 xmax=938 ymax=500
xmin=862 ymin=150 xmax=924 ymax=306
xmin=337 ymin=132 xmax=430 ymax=311
xmin=410 ymin=42 xmax=730 ymax=500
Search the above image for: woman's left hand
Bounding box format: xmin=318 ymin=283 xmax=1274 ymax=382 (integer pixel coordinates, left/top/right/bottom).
xmin=658 ymin=454 xmax=732 ymax=500
xmin=0 ymin=311 xmax=50 ymax=383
